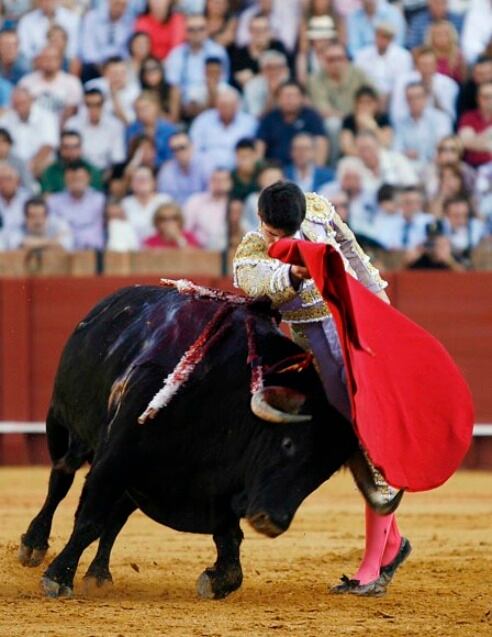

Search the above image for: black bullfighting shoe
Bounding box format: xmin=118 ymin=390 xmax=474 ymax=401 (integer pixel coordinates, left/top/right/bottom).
xmin=379 ymin=537 xmax=412 ymax=586
xmin=329 ymin=574 xmax=387 ymax=597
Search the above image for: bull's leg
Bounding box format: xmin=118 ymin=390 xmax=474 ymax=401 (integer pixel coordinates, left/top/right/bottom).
xmin=83 ymin=493 xmax=137 ymax=589
xmin=196 ymin=521 xmax=244 ymax=600
xmin=41 ymin=451 xmax=128 ymax=598
xmin=19 ymin=411 xmax=88 ymax=568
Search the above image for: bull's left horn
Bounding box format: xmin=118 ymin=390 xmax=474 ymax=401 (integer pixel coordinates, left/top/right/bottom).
xmin=251 ymin=387 xmax=312 ymax=424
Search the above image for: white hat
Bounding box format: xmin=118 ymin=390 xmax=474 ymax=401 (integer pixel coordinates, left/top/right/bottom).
xmin=307 ymin=16 xmax=337 ymax=40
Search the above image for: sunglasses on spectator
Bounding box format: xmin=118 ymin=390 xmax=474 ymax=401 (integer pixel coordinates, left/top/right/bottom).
xmin=187 ymin=26 xmax=206 ymax=32
xmin=438 ymin=145 xmax=459 ymax=152
xmin=143 ymin=64 xmax=161 ymax=72
xmin=170 ymin=144 xmax=189 ymax=152
xmin=157 ymin=215 xmax=180 ymax=222
xmin=85 ymin=100 xmax=103 ymax=108
xmin=326 ymin=55 xmax=345 ymax=62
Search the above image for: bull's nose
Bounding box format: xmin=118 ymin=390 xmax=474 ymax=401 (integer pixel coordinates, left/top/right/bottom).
xmin=247 ymin=511 xmax=291 ymax=537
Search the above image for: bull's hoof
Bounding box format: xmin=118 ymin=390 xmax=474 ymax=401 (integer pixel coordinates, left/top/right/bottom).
xmin=19 ymin=538 xmax=48 ymax=567
xmin=82 ymin=571 xmax=113 ymax=594
xmin=196 ymin=567 xmax=243 ymax=600
xmin=41 ymin=576 xmax=73 ymax=599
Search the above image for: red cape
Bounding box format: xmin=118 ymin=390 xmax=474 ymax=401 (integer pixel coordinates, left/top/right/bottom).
xmin=269 ymin=239 xmax=474 ymax=492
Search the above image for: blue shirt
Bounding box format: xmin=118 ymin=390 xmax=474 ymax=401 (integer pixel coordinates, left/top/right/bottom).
xmin=164 ymin=40 xmax=230 ymax=104
xmin=0 ymin=78 xmax=13 ymax=108
xmin=0 ymin=55 xmax=30 ymax=85
xmin=156 ymin=155 xmax=208 ymax=204
xmin=126 ymin=119 xmax=177 ymax=167
xmin=80 ymin=5 xmax=134 ymax=64
xmin=256 ymin=107 xmax=326 ymax=166
xmin=406 ymin=10 xmax=463 ymax=50
xmin=347 ymin=1 xmax=406 ymax=57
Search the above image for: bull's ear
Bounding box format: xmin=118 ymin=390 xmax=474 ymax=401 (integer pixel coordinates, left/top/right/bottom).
xmin=251 ymin=387 xmax=312 ymax=424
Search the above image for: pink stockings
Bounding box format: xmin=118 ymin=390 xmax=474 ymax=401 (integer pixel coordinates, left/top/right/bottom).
xmin=352 ymin=505 xmax=402 ymax=585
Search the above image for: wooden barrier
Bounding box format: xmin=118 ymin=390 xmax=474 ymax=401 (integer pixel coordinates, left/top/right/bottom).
xmin=0 ymin=272 xmax=491 ymax=466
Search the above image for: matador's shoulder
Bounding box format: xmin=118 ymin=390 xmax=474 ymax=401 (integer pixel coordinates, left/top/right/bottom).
xmin=304 ymin=192 xmax=336 ymax=224
xmin=234 ymin=231 xmax=269 ymax=262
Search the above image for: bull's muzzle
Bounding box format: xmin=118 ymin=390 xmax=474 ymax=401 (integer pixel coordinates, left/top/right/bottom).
xmin=251 ymin=387 xmax=312 ymax=424
xmin=247 ymin=511 xmax=289 ymax=538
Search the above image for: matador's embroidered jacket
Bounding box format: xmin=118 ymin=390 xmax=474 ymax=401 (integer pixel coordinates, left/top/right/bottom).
xmin=233 ymin=192 xmax=387 ymax=325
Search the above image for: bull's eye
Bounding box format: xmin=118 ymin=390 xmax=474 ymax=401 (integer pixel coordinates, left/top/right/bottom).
xmin=281 ymin=437 xmax=296 ymax=457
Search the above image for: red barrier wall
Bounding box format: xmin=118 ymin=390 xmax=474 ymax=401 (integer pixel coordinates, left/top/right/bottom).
xmin=1 ymin=273 xmax=491 ymax=466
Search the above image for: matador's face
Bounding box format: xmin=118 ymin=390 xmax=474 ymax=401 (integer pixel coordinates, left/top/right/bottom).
xmin=260 ymin=222 xmax=292 ymax=247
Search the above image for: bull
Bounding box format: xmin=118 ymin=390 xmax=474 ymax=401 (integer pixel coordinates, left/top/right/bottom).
xmin=19 ymin=284 xmax=388 ymax=599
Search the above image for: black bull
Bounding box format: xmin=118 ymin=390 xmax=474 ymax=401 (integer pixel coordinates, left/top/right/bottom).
xmin=19 ymin=285 xmax=358 ymax=599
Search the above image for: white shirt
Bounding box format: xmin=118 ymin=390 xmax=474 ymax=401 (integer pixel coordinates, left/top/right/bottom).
xmin=360 ymin=150 xmax=420 ymax=190
xmin=0 ymin=104 xmax=59 ymax=161
xmin=189 ymin=109 xmax=257 ymax=171
xmin=236 ymin=0 xmax=303 ymax=52
xmin=354 ymin=43 xmax=413 ymax=96
xmin=17 ymin=7 xmax=80 ymax=61
xmin=19 ymin=71 xmax=83 ymax=118
xmin=121 ymin=194 xmax=171 ymax=243
xmin=390 ymin=70 xmax=459 ymax=124
xmin=183 ymin=192 xmax=228 ymax=250
xmin=106 ymin=219 xmax=140 ymax=252
xmin=84 ymin=77 xmax=140 ymax=124
xmin=6 ymin=216 xmax=74 ymax=251
xmin=65 ymin=111 xmax=126 ymax=169
xmin=0 ymin=188 xmax=30 ymax=232
xmin=374 ymin=211 xmax=434 ymax=249
xmin=461 ymin=0 xmax=492 ymax=64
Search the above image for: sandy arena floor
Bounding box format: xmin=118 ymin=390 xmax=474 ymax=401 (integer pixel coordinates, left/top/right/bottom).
xmin=0 ymin=467 xmax=491 ymax=637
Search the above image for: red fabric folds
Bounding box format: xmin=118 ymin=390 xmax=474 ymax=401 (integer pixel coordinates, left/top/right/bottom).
xmin=269 ymin=239 xmax=474 ymax=492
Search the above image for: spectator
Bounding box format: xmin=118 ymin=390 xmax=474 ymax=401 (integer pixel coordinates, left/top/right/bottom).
xmin=5 ymin=196 xmax=73 ymax=252
xmin=354 ymin=21 xmax=413 ymax=106
xmin=139 ymin=56 xmax=180 ymax=122
xmin=369 ymin=183 xmax=400 ymax=248
xmin=127 ymin=92 xmax=177 ymax=168
xmin=17 ymin=0 xmax=80 ymax=64
xmin=125 ymin=31 xmax=152 ymax=85
xmin=391 ymin=46 xmax=459 ymax=123
xmin=355 ymin=130 xmax=419 ymax=189
xmin=308 ymin=41 xmax=373 ymax=162
xmin=257 ymin=80 xmax=328 ymax=166
xmin=396 ymin=185 xmax=435 ymax=249
xmin=426 ymin=20 xmax=466 ymax=84
xmin=236 ymin=0 xmax=303 ymax=53
xmin=243 ymin=50 xmax=290 ymax=118
xmin=205 ymin=0 xmax=238 ymax=48
xmin=0 ymin=29 xmax=30 ymax=86
xmin=228 ymin=14 xmax=289 ymax=89
xmin=80 ymin=0 xmax=135 ymax=81
xmin=105 ymin=198 xmax=140 ymax=252
xmin=19 ymin=46 xmax=83 ymax=123
xmin=393 ymin=81 xmax=452 ymax=170
xmin=347 ymin=0 xmax=406 ymax=57
xmin=144 ymin=201 xmax=201 ymax=248
xmin=180 ymin=56 xmax=231 ymax=121
xmin=327 ymin=188 xmax=351 ymax=224
xmin=429 ymin=163 xmax=471 ymax=217
xmin=48 ymin=162 xmax=105 ymax=250
xmin=65 ymin=88 xmax=126 ymax=171
xmin=122 ymin=165 xmax=171 ymax=242
xmin=241 ymin=161 xmax=284 ymax=233
xmin=135 ymin=0 xmax=186 ymax=61
xmin=230 ymin=138 xmax=261 ymax=201
xmin=284 ymin=132 xmax=334 ymax=192
xmin=406 ymin=232 xmax=465 ymax=270
xmin=0 ymin=128 xmax=35 ymax=192
xmin=340 ymin=85 xmax=393 ymax=157
xmin=40 ymin=130 xmax=103 ymax=194
xmin=46 ymin=24 xmax=79 ymax=76
xmin=164 ymin=13 xmax=230 ymax=113
xmin=407 ymin=0 xmax=463 ymax=50
xmin=183 ymin=167 xmax=232 ymax=250
xmin=157 ymin=131 xmax=208 ymax=204
xmin=190 ymin=85 xmax=257 ymax=171
xmin=461 ymin=0 xmax=492 ymax=65
xmin=441 ymin=195 xmax=485 ymax=262
xmin=457 ymin=55 xmax=492 ymax=119
xmin=120 ymin=133 xmax=158 ymax=187
xmin=458 ymin=82 xmax=492 ymax=168
xmin=0 ymin=162 xmax=29 ymax=234
xmin=85 ymin=56 xmax=140 ymax=126
xmin=0 ymin=87 xmax=59 ymax=178
xmin=425 ymin=135 xmax=476 ymax=199
xmin=296 ymin=15 xmax=338 ymax=88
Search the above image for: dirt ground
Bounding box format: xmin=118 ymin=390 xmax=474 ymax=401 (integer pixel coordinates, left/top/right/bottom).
xmin=0 ymin=468 xmax=491 ymax=637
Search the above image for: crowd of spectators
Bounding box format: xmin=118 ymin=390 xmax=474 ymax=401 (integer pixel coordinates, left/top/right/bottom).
xmin=0 ymin=0 xmax=491 ymax=271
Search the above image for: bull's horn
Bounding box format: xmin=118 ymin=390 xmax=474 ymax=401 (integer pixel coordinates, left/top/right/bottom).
xmin=251 ymin=386 xmax=312 ymax=424
xmin=347 ymin=448 xmax=404 ymax=515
